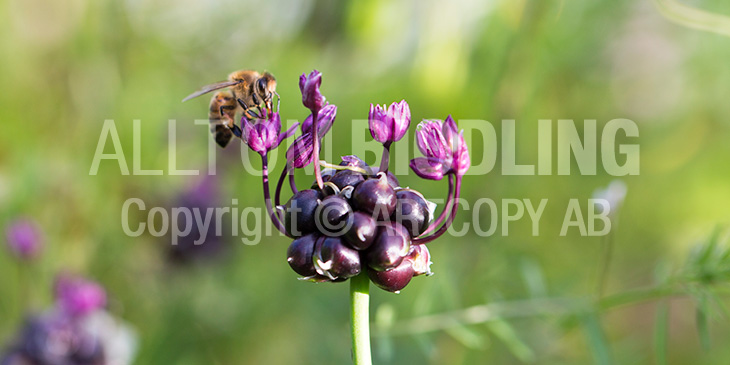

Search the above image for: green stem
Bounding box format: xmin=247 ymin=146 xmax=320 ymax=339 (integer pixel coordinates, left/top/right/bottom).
xmin=350 ymin=273 xmax=372 ymax=365
xmin=596 ymin=227 xmax=615 ymax=299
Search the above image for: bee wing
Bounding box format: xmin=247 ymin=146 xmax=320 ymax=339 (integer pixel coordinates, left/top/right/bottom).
xmin=182 ymin=80 xmax=242 ymax=102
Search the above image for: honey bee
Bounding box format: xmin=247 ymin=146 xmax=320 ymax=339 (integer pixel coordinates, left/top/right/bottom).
xmin=183 ymin=70 xmax=278 ymax=147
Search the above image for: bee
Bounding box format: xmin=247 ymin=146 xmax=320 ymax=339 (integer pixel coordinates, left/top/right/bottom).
xmin=183 ymin=70 xmax=278 ymax=147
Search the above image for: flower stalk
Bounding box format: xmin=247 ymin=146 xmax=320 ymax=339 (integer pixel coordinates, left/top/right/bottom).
xmin=311 ymin=109 xmax=324 ymax=189
xmin=378 ymin=142 xmax=391 ymax=174
xmin=261 ymin=154 xmax=289 ymax=237
xmin=350 ymin=273 xmax=372 ymax=365
xmin=413 ymin=175 xmax=462 ymax=245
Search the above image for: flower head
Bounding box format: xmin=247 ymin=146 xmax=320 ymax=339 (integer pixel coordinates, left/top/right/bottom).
xmin=299 ymin=70 xmax=326 ymax=113
xmin=241 ymin=112 xmax=297 ymax=156
xmin=409 ymin=115 xmax=470 ymax=180
xmin=286 ymin=104 xmax=338 ymax=168
xmin=5 ymin=219 xmax=43 ymax=260
xmin=368 ymin=100 xmax=411 ymax=145
xmin=54 ymin=274 xmax=107 ymax=318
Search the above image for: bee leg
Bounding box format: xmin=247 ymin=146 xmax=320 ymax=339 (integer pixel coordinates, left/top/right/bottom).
xmin=219 ymin=106 xmax=234 ymax=128
xmin=274 ymin=91 xmax=281 ymax=112
xmin=230 ymin=124 xmax=242 ymax=138
xmin=237 ymin=98 xmax=250 ymax=110
xmin=252 ymin=92 xmax=262 ymax=107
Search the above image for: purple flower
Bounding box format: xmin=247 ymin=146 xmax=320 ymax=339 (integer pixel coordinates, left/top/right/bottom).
xmin=409 ymin=116 xmax=470 ymax=180
xmin=5 ymin=219 xmax=43 ymax=260
xmin=299 ymin=70 xmax=326 ymax=113
xmin=54 ymin=275 xmax=107 ymax=318
xmin=301 ymin=103 xmax=337 ymax=136
xmin=241 ymin=112 xmax=297 ymax=156
xmin=368 ymin=100 xmax=411 ymax=144
xmin=286 ymin=104 xmax=338 ymax=169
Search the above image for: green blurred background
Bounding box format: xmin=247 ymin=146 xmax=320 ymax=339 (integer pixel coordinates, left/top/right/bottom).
xmin=2 ymin=0 xmax=730 ymax=363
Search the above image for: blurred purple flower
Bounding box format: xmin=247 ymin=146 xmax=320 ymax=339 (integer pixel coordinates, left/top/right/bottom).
xmin=54 ymin=274 xmax=107 ymax=318
xmin=410 ymin=116 xmax=470 ymax=180
xmin=5 ymin=219 xmax=43 ymax=260
xmin=6 ymin=314 xmax=103 ymax=365
xmin=1 ymin=273 xmax=137 ymax=365
xmin=286 ymin=104 xmax=338 ymax=169
xmin=299 ymin=70 xmax=326 ymax=113
xmin=167 ymin=175 xmax=228 ymax=264
xmin=241 ymin=112 xmax=297 ymax=156
xmin=368 ymin=100 xmax=411 ymax=145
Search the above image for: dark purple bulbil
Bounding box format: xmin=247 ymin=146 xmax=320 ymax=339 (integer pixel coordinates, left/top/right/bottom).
xmin=367 ymin=259 xmax=414 ymax=293
xmin=314 ymin=237 xmax=361 ymax=280
xmin=287 ymin=234 xmax=318 ymax=277
xmin=328 ymin=170 xmax=365 ymax=192
xmin=385 ymin=171 xmax=399 ymax=189
xmin=315 ymin=195 xmax=352 ymax=235
xmin=393 ymin=189 xmax=431 ymax=237
xmin=364 ymin=222 xmax=411 ymax=271
xmin=351 ymin=174 xmax=397 ymax=221
xmin=284 ymin=189 xmax=322 ymax=237
xmin=342 ymin=212 xmax=377 ymax=251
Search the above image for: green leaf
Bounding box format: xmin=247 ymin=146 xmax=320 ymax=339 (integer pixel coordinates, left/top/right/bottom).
xmin=580 ymin=313 xmax=612 ymax=365
xmin=654 ymin=301 xmax=668 ymax=365
xmin=445 ymin=324 xmax=486 ymax=350
xmin=486 ymin=319 xmax=536 ymax=363
xmin=696 ymin=299 xmax=711 ymax=350
xmin=520 ymin=259 xmax=547 ymax=298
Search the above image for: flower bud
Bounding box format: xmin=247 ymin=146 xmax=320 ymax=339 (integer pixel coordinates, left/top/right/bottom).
xmin=299 ymin=70 xmax=326 ymax=112
xmin=301 ymin=103 xmax=337 ymax=136
xmin=287 ymin=132 xmax=315 ymax=168
xmin=368 ymin=100 xmax=410 ymax=144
